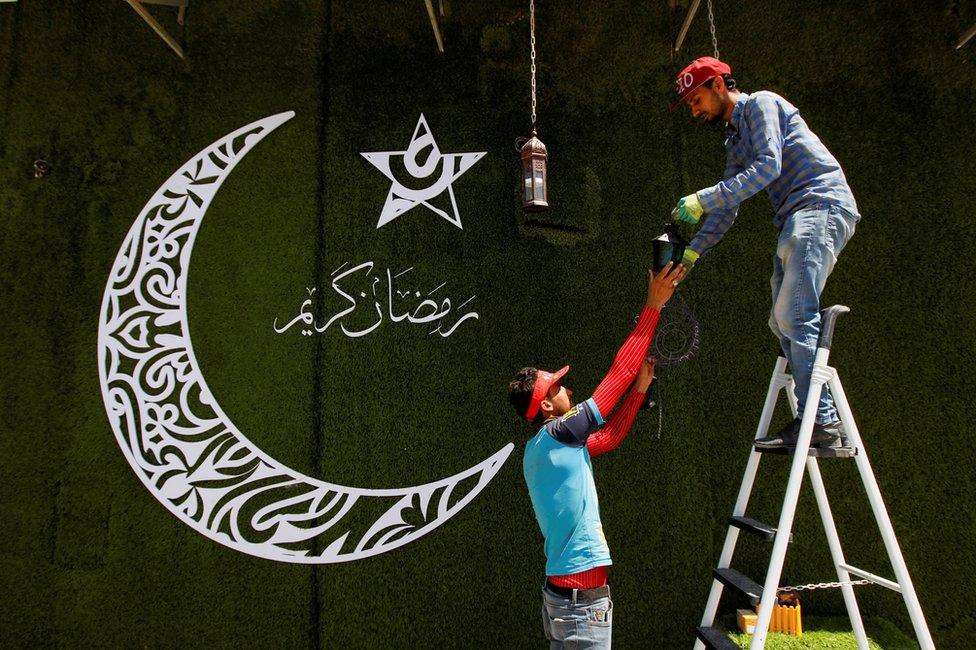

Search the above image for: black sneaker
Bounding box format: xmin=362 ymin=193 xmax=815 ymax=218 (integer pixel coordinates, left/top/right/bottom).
xmin=755 ymin=419 xmax=844 ymax=449
xmin=755 ymin=418 xmax=800 ymax=448
xmin=811 ymin=420 xmax=846 ymax=448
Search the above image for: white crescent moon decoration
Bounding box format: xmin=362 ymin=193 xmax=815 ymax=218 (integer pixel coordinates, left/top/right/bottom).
xmin=97 ymin=111 xmax=513 ymax=563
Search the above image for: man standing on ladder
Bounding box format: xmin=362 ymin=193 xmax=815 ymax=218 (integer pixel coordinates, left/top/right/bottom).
xmin=669 ymin=56 xmax=860 ymax=449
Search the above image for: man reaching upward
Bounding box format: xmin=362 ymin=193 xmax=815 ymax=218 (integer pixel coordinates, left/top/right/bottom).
xmin=509 ymin=262 xmax=685 ymax=649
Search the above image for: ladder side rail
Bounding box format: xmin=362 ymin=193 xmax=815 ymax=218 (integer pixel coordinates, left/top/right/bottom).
xmin=732 ymin=356 xmax=789 ymax=525
xmin=805 ymin=455 xmax=870 ymax=650
xmin=792 ymin=372 xmax=869 ymax=648
xmin=828 ymin=374 xmax=936 ymax=650
xmin=750 ymin=347 xmax=832 ymax=649
xmin=694 ymin=357 xmax=790 ymax=649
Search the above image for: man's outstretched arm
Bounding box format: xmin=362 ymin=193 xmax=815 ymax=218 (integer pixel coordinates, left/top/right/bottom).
xmin=591 ymin=264 xmax=685 ymax=418
xmin=687 ymin=156 xmax=744 ymax=260
xmin=589 ymin=359 xmax=655 ymax=458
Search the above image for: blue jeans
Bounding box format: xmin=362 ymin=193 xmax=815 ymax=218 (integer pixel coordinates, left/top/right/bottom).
xmin=541 ymin=583 xmax=613 ymax=649
xmin=769 ymin=203 xmax=858 ymax=424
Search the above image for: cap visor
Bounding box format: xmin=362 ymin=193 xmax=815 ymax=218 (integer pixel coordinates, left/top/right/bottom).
xmin=524 ymin=365 xmax=571 ymax=420
xmin=669 ymin=96 xmax=689 ymax=113
xmin=551 ymin=365 xmax=570 ymax=384
xmin=668 ymin=79 xmax=710 ymax=113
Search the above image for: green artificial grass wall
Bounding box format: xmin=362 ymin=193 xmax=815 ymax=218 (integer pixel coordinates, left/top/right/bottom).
xmin=1 ymin=0 xmax=974 ymax=647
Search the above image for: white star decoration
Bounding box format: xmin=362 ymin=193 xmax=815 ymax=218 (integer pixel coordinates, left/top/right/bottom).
xmin=361 ymin=114 xmax=486 ymax=229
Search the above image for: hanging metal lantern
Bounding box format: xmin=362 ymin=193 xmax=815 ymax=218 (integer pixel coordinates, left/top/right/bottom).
xmin=518 ymin=0 xmax=549 ymax=212
xmin=520 ymin=129 xmax=548 ymax=211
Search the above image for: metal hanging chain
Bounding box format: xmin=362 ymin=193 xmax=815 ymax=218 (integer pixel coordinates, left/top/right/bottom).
xmin=706 ymin=0 xmax=720 ymax=60
xmin=530 ymin=0 xmax=537 ymax=127
xmin=778 ymin=579 xmax=872 ymax=593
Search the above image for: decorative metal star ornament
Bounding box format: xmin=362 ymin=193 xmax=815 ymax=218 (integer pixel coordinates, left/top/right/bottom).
xmin=361 ymin=114 xmax=486 ymax=230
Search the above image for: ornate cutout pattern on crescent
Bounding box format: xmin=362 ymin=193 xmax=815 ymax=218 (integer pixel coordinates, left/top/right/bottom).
xmin=97 ymin=111 xmax=513 ymax=563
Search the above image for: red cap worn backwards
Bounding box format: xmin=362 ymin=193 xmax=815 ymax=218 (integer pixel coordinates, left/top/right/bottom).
xmin=524 ymin=365 xmax=570 ymax=421
xmin=669 ymin=56 xmax=732 ymax=112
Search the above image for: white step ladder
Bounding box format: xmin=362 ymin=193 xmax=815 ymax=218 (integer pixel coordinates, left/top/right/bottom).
xmin=693 ymin=306 xmax=935 ymax=650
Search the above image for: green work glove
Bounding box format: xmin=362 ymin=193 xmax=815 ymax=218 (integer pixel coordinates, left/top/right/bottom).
xmin=681 ymin=247 xmax=700 ymax=270
xmin=671 ymin=193 xmax=704 ymax=224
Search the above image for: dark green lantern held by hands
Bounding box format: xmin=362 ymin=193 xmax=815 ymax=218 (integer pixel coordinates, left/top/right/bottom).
xmin=652 ymin=223 xmax=689 ymax=273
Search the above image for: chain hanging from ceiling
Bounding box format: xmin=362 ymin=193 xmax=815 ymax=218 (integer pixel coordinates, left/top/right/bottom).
xmin=530 ymin=0 xmax=537 ymax=127
xmin=517 ymin=0 xmax=549 ymax=212
xmin=706 ymin=0 xmax=720 ymax=59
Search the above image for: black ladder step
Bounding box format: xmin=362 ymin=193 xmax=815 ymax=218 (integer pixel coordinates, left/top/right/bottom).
xmin=728 ymin=515 xmax=792 ymax=542
xmin=713 ymin=567 xmax=763 ymax=605
xmin=695 ymin=625 xmax=740 ymax=650
xmin=755 ymin=444 xmax=858 ymax=458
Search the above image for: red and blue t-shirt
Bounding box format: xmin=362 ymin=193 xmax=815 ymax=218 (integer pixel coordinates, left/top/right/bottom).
xmin=523 ymin=306 xmax=660 ymax=586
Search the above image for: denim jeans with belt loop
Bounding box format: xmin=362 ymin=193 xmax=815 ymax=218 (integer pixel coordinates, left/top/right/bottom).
xmin=769 ymin=203 xmax=858 ymax=424
xmin=541 ymin=582 xmax=613 ymax=649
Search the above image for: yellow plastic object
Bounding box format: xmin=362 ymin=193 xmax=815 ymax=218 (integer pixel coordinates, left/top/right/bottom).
xmin=753 ymin=592 xmax=803 ymax=637
xmin=737 ymin=609 xmax=758 ymax=634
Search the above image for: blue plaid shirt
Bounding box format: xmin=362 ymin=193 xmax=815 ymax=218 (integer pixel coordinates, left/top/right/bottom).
xmin=692 ymin=91 xmax=859 ymax=257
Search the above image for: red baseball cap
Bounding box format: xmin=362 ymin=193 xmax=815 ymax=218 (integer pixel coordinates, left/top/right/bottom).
xmin=525 ymin=365 xmax=570 ymax=420
xmin=669 ymin=56 xmax=732 ymax=112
